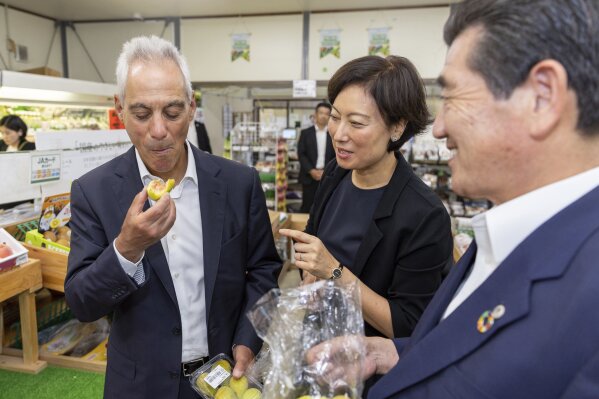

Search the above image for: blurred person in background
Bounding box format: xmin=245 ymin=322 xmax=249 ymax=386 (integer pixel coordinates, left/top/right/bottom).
xmin=0 ymin=115 xmax=35 ymax=151
xmin=298 ymin=102 xmax=335 ymax=212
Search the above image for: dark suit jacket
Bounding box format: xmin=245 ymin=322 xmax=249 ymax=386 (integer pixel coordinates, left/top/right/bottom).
xmin=297 ymin=125 xmax=335 ymax=184
xmin=65 ymin=145 xmax=281 ymax=399
xmin=306 ymin=155 xmax=453 ymax=338
xmin=370 ymin=185 xmax=599 ymax=399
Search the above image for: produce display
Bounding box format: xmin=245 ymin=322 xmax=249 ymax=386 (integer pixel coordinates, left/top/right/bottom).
xmin=190 ymin=354 xmax=263 ymax=399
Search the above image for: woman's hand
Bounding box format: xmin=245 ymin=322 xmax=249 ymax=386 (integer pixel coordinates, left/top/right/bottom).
xmin=279 ymin=229 xmax=338 ymax=280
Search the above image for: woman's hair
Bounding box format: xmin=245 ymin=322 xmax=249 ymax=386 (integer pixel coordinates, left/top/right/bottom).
xmin=0 ymin=115 xmax=28 ymax=143
xmin=115 ymin=35 xmax=193 ymax=103
xmin=328 ymin=55 xmax=430 ymax=151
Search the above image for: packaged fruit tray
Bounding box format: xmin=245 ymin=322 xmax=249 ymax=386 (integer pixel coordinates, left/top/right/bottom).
xmin=0 ymin=227 xmax=29 ymax=273
xmin=190 ymin=353 xmax=263 ymax=399
xmin=25 ymin=229 xmax=70 ymax=255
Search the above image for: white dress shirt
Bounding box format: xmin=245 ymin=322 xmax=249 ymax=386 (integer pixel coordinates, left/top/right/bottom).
xmin=443 ymin=166 xmax=599 ymax=319
xmin=315 ymin=126 xmax=327 ymax=169
xmin=115 ymin=141 xmax=208 ymax=361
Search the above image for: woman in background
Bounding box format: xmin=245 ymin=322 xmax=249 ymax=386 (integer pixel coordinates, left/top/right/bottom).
xmin=0 ymin=115 xmax=35 ymax=151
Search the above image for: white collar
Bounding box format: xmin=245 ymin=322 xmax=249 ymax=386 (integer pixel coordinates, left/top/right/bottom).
xmin=474 ymin=166 xmax=599 ymax=266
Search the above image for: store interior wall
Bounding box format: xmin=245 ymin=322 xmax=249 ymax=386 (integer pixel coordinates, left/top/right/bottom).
xmin=182 ymin=14 xmax=303 ymax=82
xmin=0 ymin=7 xmax=62 ymax=74
xmin=309 ymin=7 xmax=450 ymax=80
xmin=66 ymin=20 xmax=174 ymax=83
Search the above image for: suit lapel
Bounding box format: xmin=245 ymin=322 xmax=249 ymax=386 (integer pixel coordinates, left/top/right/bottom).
xmin=374 ymin=184 xmax=599 ymax=396
xmin=192 ymin=147 xmax=226 ymax=315
xmin=351 ymin=156 xmax=411 ymax=276
xmin=113 ymin=147 xmax=179 ymax=305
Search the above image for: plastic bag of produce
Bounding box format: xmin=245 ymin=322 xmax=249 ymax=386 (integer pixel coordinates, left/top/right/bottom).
xmin=247 ymin=280 xmax=365 ymax=399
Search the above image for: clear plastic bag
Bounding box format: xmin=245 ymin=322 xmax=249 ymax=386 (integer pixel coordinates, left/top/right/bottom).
xmin=247 ymin=280 xmax=365 ymax=399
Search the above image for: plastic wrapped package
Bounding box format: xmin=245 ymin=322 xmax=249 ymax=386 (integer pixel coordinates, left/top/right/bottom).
xmin=247 ymin=280 xmax=365 ymax=399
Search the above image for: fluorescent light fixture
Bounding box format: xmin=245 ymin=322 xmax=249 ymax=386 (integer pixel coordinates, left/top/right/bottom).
xmin=0 ymin=70 xmax=116 ymax=108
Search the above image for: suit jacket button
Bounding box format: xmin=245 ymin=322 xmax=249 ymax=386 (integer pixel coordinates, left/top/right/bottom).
xmin=172 ymin=327 xmax=181 ymax=336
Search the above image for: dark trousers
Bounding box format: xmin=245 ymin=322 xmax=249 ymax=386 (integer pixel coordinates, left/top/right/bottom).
xmin=301 ymin=180 xmax=319 ymax=213
xmin=179 ymin=374 xmax=198 ymax=399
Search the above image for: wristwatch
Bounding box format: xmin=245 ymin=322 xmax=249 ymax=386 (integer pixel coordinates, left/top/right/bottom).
xmin=330 ymin=263 xmax=344 ymax=280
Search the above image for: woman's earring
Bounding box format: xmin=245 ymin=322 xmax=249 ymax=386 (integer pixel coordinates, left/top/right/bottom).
xmin=391 ymin=136 xmax=400 ymax=142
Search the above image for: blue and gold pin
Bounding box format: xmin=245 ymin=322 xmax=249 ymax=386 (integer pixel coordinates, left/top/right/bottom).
xmin=477 ymin=304 xmax=505 ymax=333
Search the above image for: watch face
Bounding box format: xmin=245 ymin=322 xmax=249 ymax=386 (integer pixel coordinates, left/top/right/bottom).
xmin=332 ymin=268 xmax=342 ymax=279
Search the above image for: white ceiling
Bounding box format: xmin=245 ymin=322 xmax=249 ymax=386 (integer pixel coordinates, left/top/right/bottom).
xmin=3 ymin=0 xmax=454 ymax=21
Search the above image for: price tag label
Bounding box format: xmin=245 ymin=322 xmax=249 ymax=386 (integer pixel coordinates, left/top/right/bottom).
xmin=204 ymin=365 xmax=230 ymax=389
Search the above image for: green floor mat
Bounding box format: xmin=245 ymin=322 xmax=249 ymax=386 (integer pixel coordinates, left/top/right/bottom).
xmin=0 ymin=366 xmax=104 ymax=399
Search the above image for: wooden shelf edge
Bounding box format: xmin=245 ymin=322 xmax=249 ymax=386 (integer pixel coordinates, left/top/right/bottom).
xmin=0 ymin=353 xmax=47 ymax=374
xmin=3 ymin=347 xmax=106 ymax=373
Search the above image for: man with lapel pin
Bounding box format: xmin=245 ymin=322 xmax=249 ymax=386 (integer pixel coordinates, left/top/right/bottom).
xmin=308 ymin=1 xmax=599 ymax=398
xmin=65 ymin=36 xmax=281 ymax=399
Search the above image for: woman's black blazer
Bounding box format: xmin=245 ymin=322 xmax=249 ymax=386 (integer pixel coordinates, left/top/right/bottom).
xmin=305 ymin=154 xmax=454 ymax=338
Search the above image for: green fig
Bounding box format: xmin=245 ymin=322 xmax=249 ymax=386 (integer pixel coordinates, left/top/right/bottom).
xmin=241 ymin=388 xmax=261 ymax=399
xmin=229 ymin=375 xmax=248 ymax=397
xmin=215 ymin=386 xmax=237 ymax=399
xmin=195 ymin=372 xmax=216 ymax=396
xmin=211 ymin=359 xmax=233 ymax=373
xmin=147 ymin=178 xmax=175 ymax=201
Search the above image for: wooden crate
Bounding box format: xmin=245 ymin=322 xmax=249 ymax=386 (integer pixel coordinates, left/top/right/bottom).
xmin=0 ymin=259 xmax=47 ymax=374
xmin=22 ymin=244 xmax=67 ymax=293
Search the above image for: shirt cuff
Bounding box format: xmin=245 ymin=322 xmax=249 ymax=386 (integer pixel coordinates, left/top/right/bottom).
xmin=113 ymin=239 xmax=145 ymax=277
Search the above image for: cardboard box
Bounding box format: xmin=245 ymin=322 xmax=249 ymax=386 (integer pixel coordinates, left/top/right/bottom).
xmin=22 ymin=66 xmax=62 ymax=77
xmin=0 ymin=228 xmax=29 ymax=273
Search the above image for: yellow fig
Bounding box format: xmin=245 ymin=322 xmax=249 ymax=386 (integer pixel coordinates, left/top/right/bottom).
xmin=215 ymin=386 xmax=237 ymax=399
xmin=211 ymin=359 xmax=232 ymax=373
xmin=147 ymin=178 xmax=175 ymax=201
xmin=241 ymin=388 xmax=261 ymax=399
xmin=195 ymin=372 xmax=216 ymax=396
xmin=228 ymin=375 xmax=248 ymax=397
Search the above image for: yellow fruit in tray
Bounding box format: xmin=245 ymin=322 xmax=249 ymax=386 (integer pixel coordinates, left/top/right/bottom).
xmin=241 ymin=388 xmax=261 ymax=399
xmin=229 ymin=376 xmax=248 ymax=397
xmin=332 ymin=395 xmax=351 ymax=399
xmin=56 ymin=238 xmax=70 ymax=248
xmin=215 ymin=386 xmax=236 ymax=399
xmin=50 ymin=218 xmax=61 ymax=229
xmin=195 ymin=372 xmax=216 ymax=396
xmin=43 ymin=231 xmax=57 ymax=242
xmin=147 ymin=178 xmax=175 ymax=201
xmin=212 ymin=359 xmax=232 ymax=373
xmin=57 ymin=226 xmax=71 ymax=236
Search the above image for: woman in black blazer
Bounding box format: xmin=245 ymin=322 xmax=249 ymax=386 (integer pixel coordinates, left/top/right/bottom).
xmin=280 ymin=56 xmax=453 ymax=342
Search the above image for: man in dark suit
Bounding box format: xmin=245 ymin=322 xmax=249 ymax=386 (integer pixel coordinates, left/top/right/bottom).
xmin=297 ymin=102 xmax=335 ymax=213
xmin=308 ymin=1 xmax=599 ymax=398
xmin=65 ymin=36 xmax=281 ymax=399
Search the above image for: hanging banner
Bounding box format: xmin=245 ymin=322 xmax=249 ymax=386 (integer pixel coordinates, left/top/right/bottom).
xmin=319 ymin=29 xmax=341 ymax=59
xmin=231 ymin=33 xmax=251 ymax=62
xmin=368 ymin=27 xmax=391 ymax=56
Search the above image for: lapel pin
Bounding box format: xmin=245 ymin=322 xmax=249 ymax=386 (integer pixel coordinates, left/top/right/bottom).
xmin=492 ymin=304 xmax=506 ymax=319
xmin=477 ymin=304 xmax=506 ymax=334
